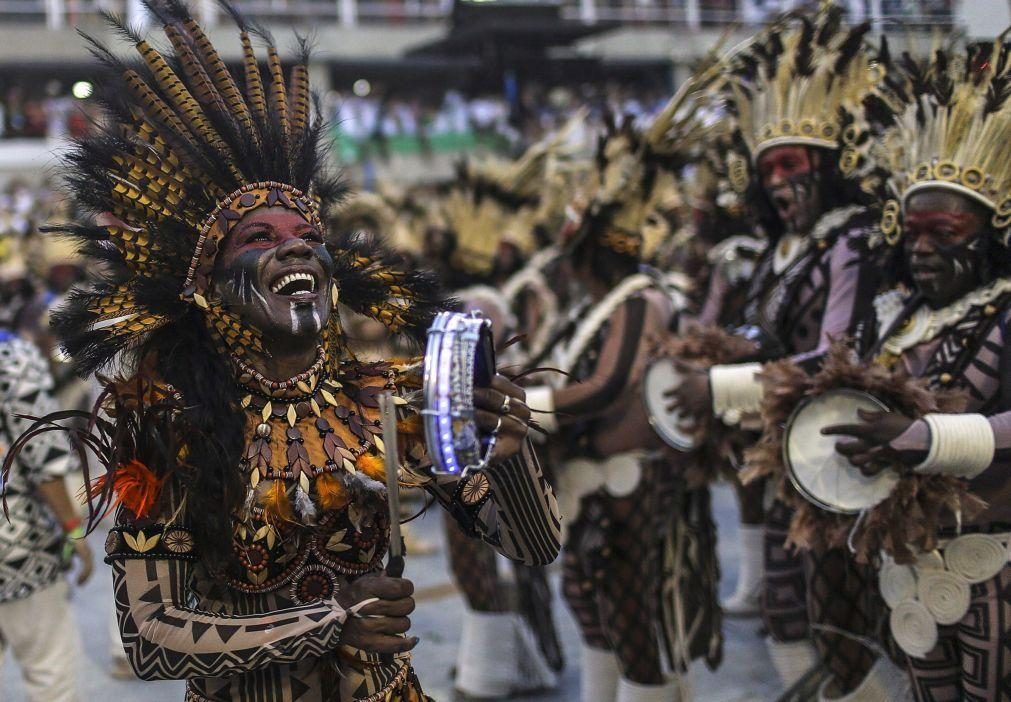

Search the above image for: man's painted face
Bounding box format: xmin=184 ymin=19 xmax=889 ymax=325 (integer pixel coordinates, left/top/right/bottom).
xmin=904 ymin=189 xmax=990 ymax=309
xmin=756 ymin=145 xmax=823 ymax=234
xmin=212 ymin=207 xmax=335 ymax=345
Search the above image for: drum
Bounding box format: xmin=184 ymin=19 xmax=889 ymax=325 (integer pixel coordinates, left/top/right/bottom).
xmin=422 ymin=311 xmax=496 ymax=475
xmin=643 ymin=358 xmax=698 ymax=451
xmin=783 ymin=388 xmax=898 ymax=514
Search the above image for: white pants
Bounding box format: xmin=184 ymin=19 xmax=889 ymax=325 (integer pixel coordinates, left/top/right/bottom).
xmin=0 ymin=579 xmax=81 ymax=702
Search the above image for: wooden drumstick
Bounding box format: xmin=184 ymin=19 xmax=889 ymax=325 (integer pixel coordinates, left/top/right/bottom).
xmin=377 ymin=392 xmax=404 ymax=578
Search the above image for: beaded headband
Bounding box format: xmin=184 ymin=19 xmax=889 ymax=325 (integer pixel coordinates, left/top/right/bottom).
xmin=183 ymin=182 xmax=323 ymax=308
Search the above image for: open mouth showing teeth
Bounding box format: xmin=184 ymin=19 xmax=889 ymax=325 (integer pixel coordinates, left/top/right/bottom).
xmin=270 ymin=271 xmax=317 ymax=296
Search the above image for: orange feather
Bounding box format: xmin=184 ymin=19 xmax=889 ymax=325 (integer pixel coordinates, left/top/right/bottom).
xmin=315 ymin=472 xmax=350 ymax=511
xmin=397 ymin=415 xmax=422 ymax=437
xmin=260 ymin=480 xmax=295 ymax=524
xmin=85 ymin=459 xmax=164 ymax=520
xmin=356 ymin=452 xmax=387 ymax=482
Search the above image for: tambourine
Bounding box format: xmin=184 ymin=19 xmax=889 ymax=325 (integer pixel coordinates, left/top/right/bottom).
xmin=643 ymin=358 xmax=698 ymax=451
xmin=783 ymin=388 xmax=899 ymax=514
xmin=422 ymin=311 xmax=497 ymax=476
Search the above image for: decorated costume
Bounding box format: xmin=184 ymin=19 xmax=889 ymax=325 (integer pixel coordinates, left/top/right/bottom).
xmin=761 ymin=38 xmax=1011 ymax=701
xmin=687 ymin=6 xmax=893 ymax=694
xmin=0 ymin=231 xmax=86 ymax=702
xmin=3 ymin=5 xmax=560 ymax=701
xmin=526 ymin=87 xmax=728 ymax=702
xmin=431 ymin=144 xmax=568 ymax=699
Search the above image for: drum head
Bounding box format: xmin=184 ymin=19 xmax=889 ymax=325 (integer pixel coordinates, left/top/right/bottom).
xmin=783 ymin=389 xmax=898 ymax=514
xmin=423 ymin=311 xmax=496 ymax=475
xmin=643 ymin=358 xmax=697 ymax=451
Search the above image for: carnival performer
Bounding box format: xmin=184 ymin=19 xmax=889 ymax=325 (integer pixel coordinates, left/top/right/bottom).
xmin=2 ymin=3 xmax=560 ymax=700
xmin=663 ymin=151 xmax=768 ymax=618
xmin=524 ymin=95 xmax=725 ymax=701
xmin=0 ymin=228 xmax=93 ymax=702
xmin=814 ymin=38 xmax=1011 ymax=701
xmin=427 ymin=149 xmax=565 ymax=700
xmin=667 ymin=6 xmax=893 ymax=695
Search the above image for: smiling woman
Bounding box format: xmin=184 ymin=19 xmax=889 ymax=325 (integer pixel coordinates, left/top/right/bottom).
xmin=0 ymin=2 xmax=560 ymax=701
xmin=213 ymin=208 xmax=334 ymax=363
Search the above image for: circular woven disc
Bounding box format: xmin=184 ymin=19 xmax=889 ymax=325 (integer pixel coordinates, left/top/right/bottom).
xmin=879 ymin=562 xmax=917 ymax=609
xmin=945 ymin=534 xmax=1006 ymax=584
xmin=890 ymin=599 xmax=938 ymax=659
xmin=914 ymin=550 xmax=945 ymax=573
xmin=918 ymin=570 xmax=971 ymax=626
xmin=604 ymin=455 xmax=642 ymax=497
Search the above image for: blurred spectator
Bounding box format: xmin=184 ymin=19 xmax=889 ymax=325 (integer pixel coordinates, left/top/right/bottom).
xmin=0 ymin=226 xmax=93 ymax=702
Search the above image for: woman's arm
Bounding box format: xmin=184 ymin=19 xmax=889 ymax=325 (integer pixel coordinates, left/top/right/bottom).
xmin=525 ymin=297 xmax=648 ymax=432
xmin=423 ymin=440 xmax=561 ymax=566
xmin=107 ymin=520 xmax=346 ymax=681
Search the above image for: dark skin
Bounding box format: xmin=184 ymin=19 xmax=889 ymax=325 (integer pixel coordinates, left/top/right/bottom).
xmin=213 ymin=206 xmax=531 ymax=654
xmin=665 ymin=145 xmax=827 ymax=417
xmin=213 ymin=207 xmax=333 ymax=379
xmin=822 ymin=189 xmax=991 ymax=474
xmin=756 ymin=145 xmax=823 ymax=235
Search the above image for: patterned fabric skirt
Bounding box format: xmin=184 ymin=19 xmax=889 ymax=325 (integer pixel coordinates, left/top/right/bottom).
xmin=906 ymin=564 xmax=1011 ymax=702
xmin=184 ymin=662 xmax=431 ymax=702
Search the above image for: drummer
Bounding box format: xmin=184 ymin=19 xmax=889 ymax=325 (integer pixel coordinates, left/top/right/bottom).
xmin=667 ymin=6 xmax=895 ymax=696
xmin=427 ymin=149 xmax=567 ymax=700
xmin=524 ymin=112 xmax=707 ymax=702
xmin=819 ymin=40 xmax=1011 ymax=701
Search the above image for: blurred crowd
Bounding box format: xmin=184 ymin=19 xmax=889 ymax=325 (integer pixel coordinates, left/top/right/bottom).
xmin=330 ymin=81 xmax=670 ymax=155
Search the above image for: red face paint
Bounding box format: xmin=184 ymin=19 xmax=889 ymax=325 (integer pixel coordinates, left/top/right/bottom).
xmin=757 ymin=145 xmax=823 ymax=234
xmin=756 ymin=145 xmax=815 ymax=190
xmin=213 ymin=207 xmax=335 ymax=343
xmin=903 ymin=209 xmax=983 ymax=251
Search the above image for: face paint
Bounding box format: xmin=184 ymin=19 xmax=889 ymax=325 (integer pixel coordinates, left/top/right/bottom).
xmin=212 ymin=207 xmax=334 ymax=346
xmin=904 ymin=191 xmax=991 ymax=308
xmin=757 ymin=145 xmax=824 ymax=235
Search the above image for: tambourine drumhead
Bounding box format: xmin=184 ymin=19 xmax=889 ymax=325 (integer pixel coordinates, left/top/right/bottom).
xmin=422 ymin=311 xmax=496 ymax=475
xmin=783 ymin=388 xmax=899 ymax=515
xmin=643 ymin=358 xmax=697 ymax=451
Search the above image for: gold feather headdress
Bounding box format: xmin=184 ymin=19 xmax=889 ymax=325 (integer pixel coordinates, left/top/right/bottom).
xmin=868 ymin=38 xmax=1011 ymax=244
xmin=584 ymin=45 xmax=730 ymax=259
xmin=445 ymin=115 xmax=583 ymax=276
xmin=50 ymin=0 xmax=440 ymax=375
xmin=725 ymin=3 xmax=882 ymax=190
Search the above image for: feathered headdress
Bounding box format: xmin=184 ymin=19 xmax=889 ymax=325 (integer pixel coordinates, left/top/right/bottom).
xmin=725 ymin=3 xmax=881 ymax=190
xmin=49 ymin=0 xmax=440 ymax=376
xmin=866 ymin=38 xmax=1011 ymax=244
xmin=580 ymin=46 xmax=729 ymax=260
xmin=443 ymin=116 xmax=583 ymax=276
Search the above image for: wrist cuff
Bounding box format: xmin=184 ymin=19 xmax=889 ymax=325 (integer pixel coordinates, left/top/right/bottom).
xmin=710 ymin=363 xmax=764 ymax=424
xmin=915 ymin=413 xmax=994 ymax=479
xmin=525 ymin=386 xmax=557 ymax=434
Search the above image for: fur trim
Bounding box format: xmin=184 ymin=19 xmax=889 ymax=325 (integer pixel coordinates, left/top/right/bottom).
xmin=649 ymin=325 xmax=757 ymax=487
xmin=743 ymin=341 xmax=985 ymax=562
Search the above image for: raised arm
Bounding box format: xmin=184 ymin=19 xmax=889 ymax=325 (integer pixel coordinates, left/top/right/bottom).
xmin=424 ymin=440 xmax=561 ymax=566
xmin=523 ymin=296 xmax=648 ymax=432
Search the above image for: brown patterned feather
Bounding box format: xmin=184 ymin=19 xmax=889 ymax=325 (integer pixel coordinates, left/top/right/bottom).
xmin=289 ymin=63 xmax=310 ymax=139
xmin=240 ymin=32 xmax=268 ymax=126
xmin=267 ymin=46 xmax=289 ymax=141
xmin=182 ymin=18 xmax=258 ymax=145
